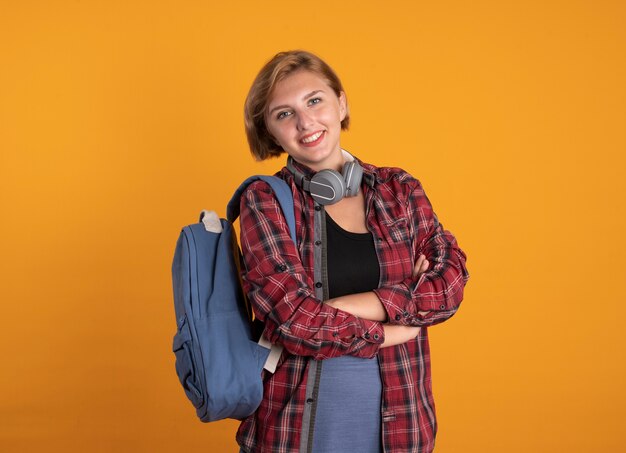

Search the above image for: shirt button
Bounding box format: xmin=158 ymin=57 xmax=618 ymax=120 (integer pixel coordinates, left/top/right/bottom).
xmin=277 ymin=264 xmax=287 ymax=271
xmin=315 ymin=282 xmax=322 ymax=288
xmin=315 ymin=240 xmax=322 ymax=246
xmin=395 ymin=314 xmax=401 ymax=321
xmin=377 ymin=237 xmax=383 ymax=242
xmin=364 ymin=332 xmax=370 ymax=339
xmin=439 ymin=304 xmax=445 ymax=310
xmin=315 ymin=205 xmax=321 ymax=211
xmin=403 ymin=311 xmax=409 ymax=318
xmin=306 ymin=398 xmax=315 ymax=404
xmin=373 ymin=333 xmax=380 ymax=340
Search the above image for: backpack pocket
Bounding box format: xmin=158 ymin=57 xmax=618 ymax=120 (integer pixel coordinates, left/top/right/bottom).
xmin=172 ymin=315 xmax=203 ymax=409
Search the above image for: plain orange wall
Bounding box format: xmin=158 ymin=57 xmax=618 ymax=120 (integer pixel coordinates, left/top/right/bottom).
xmin=1 ymin=1 xmax=625 ymax=452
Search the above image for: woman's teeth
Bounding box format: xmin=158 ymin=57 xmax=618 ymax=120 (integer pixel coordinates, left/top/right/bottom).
xmin=301 ymin=131 xmax=323 ymax=143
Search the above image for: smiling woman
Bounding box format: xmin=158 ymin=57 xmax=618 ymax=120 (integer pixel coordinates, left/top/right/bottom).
xmin=264 ymin=71 xmax=347 ymax=171
xmin=236 ymin=50 xmax=469 ymax=453
xmin=244 ymin=50 xmax=350 ymax=162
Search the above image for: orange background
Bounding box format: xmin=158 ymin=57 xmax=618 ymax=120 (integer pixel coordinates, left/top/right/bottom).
xmin=1 ymin=1 xmax=625 ymax=452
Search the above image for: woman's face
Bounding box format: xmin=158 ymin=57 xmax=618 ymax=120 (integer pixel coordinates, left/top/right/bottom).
xmin=265 ymin=69 xmax=347 ymax=172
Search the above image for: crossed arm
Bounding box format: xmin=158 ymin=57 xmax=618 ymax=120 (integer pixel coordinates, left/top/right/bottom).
xmin=326 ymin=255 xmax=430 ymax=348
xmin=327 ymin=174 xmax=470 ymax=344
xmin=239 ymin=178 xmax=468 ymax=359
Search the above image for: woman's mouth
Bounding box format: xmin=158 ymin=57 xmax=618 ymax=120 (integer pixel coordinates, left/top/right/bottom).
xmin=300 ymin=131 xmax=325 ymax=147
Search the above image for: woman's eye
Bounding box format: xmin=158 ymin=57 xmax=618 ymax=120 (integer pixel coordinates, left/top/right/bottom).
xmin=277 ymin=111 xmax=291 ymax=120
xmin=309 ymin=97 xmax=321 ymax=105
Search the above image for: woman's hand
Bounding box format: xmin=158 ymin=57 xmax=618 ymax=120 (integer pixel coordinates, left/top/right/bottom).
xmin=413 ymin=254 xmax=429 ymax=278
xmin=414 ymin=254 xmax=432 ymax=317
xmin=380 ymin=256 xmax=428 ymax=348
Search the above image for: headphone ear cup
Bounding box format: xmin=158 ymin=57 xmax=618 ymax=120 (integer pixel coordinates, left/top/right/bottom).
xmin=309 ymin=169 xmax=346 ymax=205
xmin=342 ymin=160 xmax=363 ymax=197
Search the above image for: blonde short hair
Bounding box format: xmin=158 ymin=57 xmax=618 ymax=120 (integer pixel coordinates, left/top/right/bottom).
xmin=244 ymin=50 xmax=350 ymax=161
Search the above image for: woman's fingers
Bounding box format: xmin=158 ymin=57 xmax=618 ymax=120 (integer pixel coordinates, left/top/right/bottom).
xmin=413 ymin=254 xmax=429 ymax=277
xmin=412 ymin=255 xmax=425 ymax=277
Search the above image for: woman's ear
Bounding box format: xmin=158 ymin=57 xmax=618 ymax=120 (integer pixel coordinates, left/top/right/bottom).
xmin=339 ymin=91 xmax=348 ymax=121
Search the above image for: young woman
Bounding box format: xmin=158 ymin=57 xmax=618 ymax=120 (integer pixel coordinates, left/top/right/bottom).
xmin=237 ymin=50 xmax=469 ymax=453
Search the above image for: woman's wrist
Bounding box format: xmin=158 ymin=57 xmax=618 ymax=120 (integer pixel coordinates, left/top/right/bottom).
xmin=325 ymin=292 xmax=387 ymax=322
xmin=381 ymin=325 xmax=421 ymax=348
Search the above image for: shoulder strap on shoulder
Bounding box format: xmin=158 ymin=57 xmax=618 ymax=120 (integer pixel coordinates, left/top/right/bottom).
xmin=226 ymin=176 xmax=296 ymax=244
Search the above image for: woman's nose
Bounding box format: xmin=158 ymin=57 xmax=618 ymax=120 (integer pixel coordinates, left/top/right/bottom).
xmin=296 ymin=110 xmax=314 ymax=131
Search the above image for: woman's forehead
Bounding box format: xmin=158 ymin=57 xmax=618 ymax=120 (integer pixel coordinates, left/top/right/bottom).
xmin=270 ymin=70 xmax=332 ymax=103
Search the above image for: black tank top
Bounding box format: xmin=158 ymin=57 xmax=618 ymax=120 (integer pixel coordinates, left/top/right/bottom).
xmin=325 ymin=213 xmax=380 ymax=299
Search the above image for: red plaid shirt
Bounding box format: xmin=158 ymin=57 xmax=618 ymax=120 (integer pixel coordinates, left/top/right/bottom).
xmin=236 ymin=158 xmax=469 ymax=453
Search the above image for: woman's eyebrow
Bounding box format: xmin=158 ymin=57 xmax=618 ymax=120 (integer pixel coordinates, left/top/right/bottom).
xmin=268 ymin=90 xmax=325 ymax=115
xmin=303 ymin=89 xmax=324 ymax=100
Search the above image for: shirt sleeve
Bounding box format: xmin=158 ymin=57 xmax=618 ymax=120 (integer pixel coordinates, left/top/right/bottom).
xmin=373 ymin=177 xmax=469 ymax=327
xmin=239 ymin=181 xmax=384 ymax=360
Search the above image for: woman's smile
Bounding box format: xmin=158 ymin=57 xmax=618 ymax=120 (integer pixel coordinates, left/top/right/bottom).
xmin=300 ymin=130 xmax=325 ymax=146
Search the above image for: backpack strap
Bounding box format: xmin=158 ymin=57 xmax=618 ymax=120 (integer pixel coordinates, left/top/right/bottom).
xmin=226 ymin=175 xmax=294 ymax=374
xmin=226 ymin=175 xmax=296 ymax=245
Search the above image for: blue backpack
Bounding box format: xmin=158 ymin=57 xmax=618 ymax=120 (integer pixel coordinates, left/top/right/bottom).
xmin=171 ymin=176 xmax=296 ymax=422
